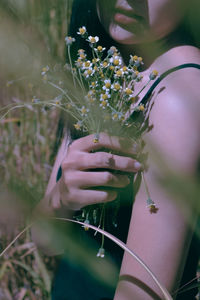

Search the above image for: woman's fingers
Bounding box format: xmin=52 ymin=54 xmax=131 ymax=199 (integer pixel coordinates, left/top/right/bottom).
xmin=58 ymin=133 xmax=141 ymax=211
xmin=61 ymin=188 xmax=118 ymax=210
xmin=64 ymin=170 xmax=130 ymax=189
xmin=70 ymin=132 xmax=139 ymax=155
xmin=62 ymin=152 xmax=141 ymax=172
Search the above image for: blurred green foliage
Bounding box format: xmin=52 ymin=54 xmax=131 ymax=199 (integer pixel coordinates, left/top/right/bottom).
xmin=0 ymin=1 xmax=73 ymax=298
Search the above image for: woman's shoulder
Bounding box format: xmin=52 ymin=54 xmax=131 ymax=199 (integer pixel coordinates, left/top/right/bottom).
xmin=153 ymin=45 xmax=200 ymax=72
xmin=150 ymin=45 xmax=200 ymax=105
xmin=146 ymin=45 xmax=200 ymax=174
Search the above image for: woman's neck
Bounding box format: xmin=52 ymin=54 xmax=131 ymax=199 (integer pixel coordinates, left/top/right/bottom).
xmin=117 ymin=25 xmax=189 ymax=70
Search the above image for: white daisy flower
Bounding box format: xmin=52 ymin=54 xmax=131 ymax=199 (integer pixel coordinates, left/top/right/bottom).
xmin=100 ymin=93 xmax=110 ymax=109
xmin=80 ymin=105 xmax=89 ymax=116
xmin=65 ymin=36 xmax=75 ymax=46
xmin=107 ymin=46 xmax=118 ymax=56
xmin=102 ymin=79 xmax=111 ymax=91
xmin=74 ymin=121 xmax=82 ymax=130
xmin=94 ymin=45 xmax=106 ymax=52
xmin=110 ymin=55 xmax=122 ymax=66
xmin=101 ymin=60 xmax=109 ymax=68
xmin=124 ymin=87 xmax=134 ymax=99
xmin=111 ymin=82 xmax=122 ymax=92
xmin=82 ymin=60 xmax=92 ymax=69
xmin=83 ymin=68 xmax=94 ymax=78
xmin=77 ymin=26 xmax=87 ymax=36
xmin=114 ymin=69 xmax=124 ymax=78
xmin=89 ymin=81 xmax=98 ymax=88
xmin=88 ymin=36 xmax=99 ymax=44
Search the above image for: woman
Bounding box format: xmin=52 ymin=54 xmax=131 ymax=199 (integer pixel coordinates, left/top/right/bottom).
xmin=35 ymin=0 xmax=200 ymax=299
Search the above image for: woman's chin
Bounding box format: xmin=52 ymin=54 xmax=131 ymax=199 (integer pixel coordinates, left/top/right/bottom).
xmin=109 ymin=23 xmax=144 ymax=45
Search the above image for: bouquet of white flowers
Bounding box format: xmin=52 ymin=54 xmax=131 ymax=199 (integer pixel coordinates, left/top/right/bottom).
xmin=1 ymin=25 xmax=159 ymax=256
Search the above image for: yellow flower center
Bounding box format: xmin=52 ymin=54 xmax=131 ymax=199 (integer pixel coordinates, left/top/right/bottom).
xmin=114 ymin=83 xmax=120 ymax=90
xmin=97 ymin=46 xmax=103 ymax=51
xmin=123 ymin=66 xmax=127 ymax=72
xmin=91 ymin=82 xmax=95 ymax=86
xmin=74 ymin=123 xmax=81 ymax=130
xmin=133 ymin=55 xmax=138 ymax=61
xmin=126 ymin=88 xmax=132 ymax=95
xmin=42 ymin=67 xmax=48 ymax=72
xmin=81 ymin=107 xmax=87 ymax=114
xmin=103 ymin=61 xmax=108 ymax=67
xmin=110 ymin=66 xmax=114 ymax=70
xmin=80 ymin=54 xmax=86 ymax=59
xmin=139 ymin=105 xmax=145 ymax=111
xmin=85 ymin=61 xmax=90 ymax=68
xmin=105 ymin=82 xmax=111 ymax=88
xmin=79 ymin=27 xmax=86 ymax=34
xmin=116 ymin=70 xmax=122 ymax=76
xmin=101 ymin=100 xmax=107 ymax=106
xmin=113 ymin=113 xmax=118 ymax=119
xmin=87 ymin=69 xmax=93 ymax=75
xmin=90 ymin=37 xmax=96 ymax=43
xmin=152 ymin=70 xmax=158 ymax=76
xmin=113 ymin=59 xmax=119 ymax=66
xmin=102 ymin=94 xmax=108 ymax=100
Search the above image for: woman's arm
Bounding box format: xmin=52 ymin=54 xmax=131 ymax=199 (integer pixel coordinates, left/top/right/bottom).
xmin=114 ymin=65 xmax=200 ymax=300
xmin=39 ymin=130 xmax=72 ymax=212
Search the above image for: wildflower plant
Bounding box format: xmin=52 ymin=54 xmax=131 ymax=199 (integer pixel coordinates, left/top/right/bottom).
xmin=1 ymin=26 xmax=159 ymax=257
xmin=61 ymin=27 xmax=159 ymax=256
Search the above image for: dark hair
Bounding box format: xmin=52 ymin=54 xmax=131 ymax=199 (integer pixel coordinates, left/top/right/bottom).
xmin=68 ymin=0 xmax=116 ymax=62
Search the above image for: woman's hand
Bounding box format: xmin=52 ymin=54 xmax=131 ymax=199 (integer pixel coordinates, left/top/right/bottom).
xmin=55 ymin=133 xmax=141 ymax=211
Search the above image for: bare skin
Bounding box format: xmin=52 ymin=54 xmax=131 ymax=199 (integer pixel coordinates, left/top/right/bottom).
xmin=43 ymin=133 xmax=141 ymax=211
xmin=114 ymin=46 xmax=200 ymax=300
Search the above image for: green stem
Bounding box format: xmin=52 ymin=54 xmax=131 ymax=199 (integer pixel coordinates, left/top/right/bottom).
xmin=68 ymin=45 xmax=76 ymax=87
xmin=141 ymin=172 xmax=151 ymax=199
xmin=135 ymin=78 xmax=151 ymax=98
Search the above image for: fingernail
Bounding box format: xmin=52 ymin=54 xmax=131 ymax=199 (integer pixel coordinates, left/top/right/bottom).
xmin=133 ymin=162 xmax=141 ymax=170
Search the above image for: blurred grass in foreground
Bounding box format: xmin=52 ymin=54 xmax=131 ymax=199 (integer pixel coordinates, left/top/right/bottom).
xmin=0 ymin=1 xmax=73 ymax=298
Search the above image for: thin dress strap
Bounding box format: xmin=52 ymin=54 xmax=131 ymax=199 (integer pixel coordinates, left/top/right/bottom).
xmin=138 ymin=63 xmax=200 ymax=107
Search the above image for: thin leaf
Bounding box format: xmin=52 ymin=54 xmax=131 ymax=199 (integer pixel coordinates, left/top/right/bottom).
xmin=54 ymin=217 xmax=173 ymax=300
xmin=33 ymin=249 xmax=51 ymax=293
